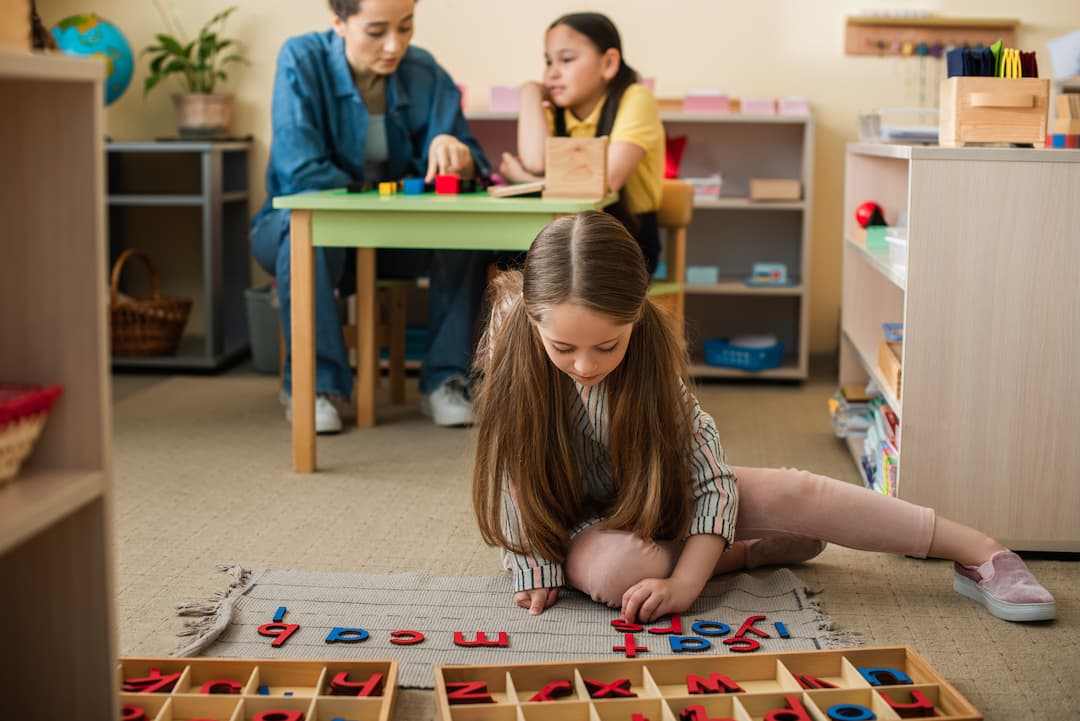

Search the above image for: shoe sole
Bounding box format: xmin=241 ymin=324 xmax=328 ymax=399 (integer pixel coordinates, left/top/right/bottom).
xmin=419 ymin=402 xmax=474 ymax=428
xmin=953 ymin=574 xmax=1056 ymax=622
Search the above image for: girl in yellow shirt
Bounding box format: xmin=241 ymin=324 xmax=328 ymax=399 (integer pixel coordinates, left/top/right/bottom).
xmin=499 ymin=12 xmax=664 ymax=272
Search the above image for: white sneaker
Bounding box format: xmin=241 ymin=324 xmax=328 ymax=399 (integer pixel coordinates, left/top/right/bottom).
xmin=420 ymin=376 xmax=475 ymax=427
xmin=282 ymin=391 xmax=343 ymax=434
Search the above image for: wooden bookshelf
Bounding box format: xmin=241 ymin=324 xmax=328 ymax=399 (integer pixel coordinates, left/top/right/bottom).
xmin=0 ymin=50 xmax=117 ymax=718
xmin=840 ymin=143 xmax=1080 ymax=551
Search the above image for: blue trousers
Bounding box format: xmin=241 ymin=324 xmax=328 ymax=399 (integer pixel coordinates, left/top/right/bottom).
xmin=251 ymin=208 xmax=490 ymax=399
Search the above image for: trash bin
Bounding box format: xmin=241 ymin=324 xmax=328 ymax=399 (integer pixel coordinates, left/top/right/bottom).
xmin=245 ymin=283 xmax=281 ymax=374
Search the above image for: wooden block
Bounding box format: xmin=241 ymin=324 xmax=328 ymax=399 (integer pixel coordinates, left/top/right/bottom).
xmin=1056 ymin=93 xmax=1080 ymax=119
xmin=1051 ymin=118 xmax=1080 ymax=134
xmin=543 ymin=136 xmax=609 ymax=200
xmin=435 ymin=174 xmax=460 ymax=194
xmin=877 ymin=340 xmax=902 ymax=400
xmin=488 ymin=179 xmax=544 ymax=198
xmin=939 ymin=77 xmax=1050 ymax=147
xmin=0 ymin=0 xmax=30 ymax=49
xmin=748 ymin=178 xmax=801 ymax=201
xmin=378 ymin=181 xmax=396 ymax=196
xmin=402 ymin=177 xmax=425 ymax=194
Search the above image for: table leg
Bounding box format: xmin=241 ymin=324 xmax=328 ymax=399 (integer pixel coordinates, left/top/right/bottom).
xmin=290 ymin=210 xmax=316 ymax=472
xmin=356 ymin=247 xmax=377 ymax=427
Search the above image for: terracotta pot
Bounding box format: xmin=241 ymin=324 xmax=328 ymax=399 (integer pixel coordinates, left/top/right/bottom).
xmin=172 ymin=93 xmax=234 ymax=137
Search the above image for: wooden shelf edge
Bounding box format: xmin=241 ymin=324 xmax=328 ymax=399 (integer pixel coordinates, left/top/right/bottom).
xmin=846 ymin=237 xmax=906 ymax=291
xmin=844 ymin=434 xmax=874 ymax=490
xmin=841 ymin=330 xmax=902 ymax=419
xmin=0 ymin=469 xmax=106 ymax=556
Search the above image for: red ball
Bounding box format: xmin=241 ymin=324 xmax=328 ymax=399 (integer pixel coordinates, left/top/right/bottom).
xmin=855 ymin=201 xmax=886 ymax=228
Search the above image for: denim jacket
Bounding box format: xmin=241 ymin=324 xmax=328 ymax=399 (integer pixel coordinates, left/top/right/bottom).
xmin=252 ymin=30 xmax=488 ymax=229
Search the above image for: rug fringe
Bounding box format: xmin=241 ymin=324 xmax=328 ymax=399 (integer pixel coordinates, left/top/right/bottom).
xmin=171 ymin=564 xmax=257 ymax=657
xmin=804 ymin=585 xmax=863 ymax=649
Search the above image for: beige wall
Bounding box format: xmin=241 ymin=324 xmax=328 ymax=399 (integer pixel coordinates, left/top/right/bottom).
xmin=41 ymin=0 xmax=1079 ymax=352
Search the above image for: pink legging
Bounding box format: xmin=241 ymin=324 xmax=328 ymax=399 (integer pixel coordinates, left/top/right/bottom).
xmin=564 ymin=466 xmax=936 ymax=607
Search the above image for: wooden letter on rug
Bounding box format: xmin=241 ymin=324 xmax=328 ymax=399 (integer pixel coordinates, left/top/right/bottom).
xmin=453 ymin=631 xmax=508 ymax=647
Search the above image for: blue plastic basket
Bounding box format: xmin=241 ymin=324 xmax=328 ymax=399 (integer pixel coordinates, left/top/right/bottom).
xmin=703 ymin=338 xmax=784 ymax=371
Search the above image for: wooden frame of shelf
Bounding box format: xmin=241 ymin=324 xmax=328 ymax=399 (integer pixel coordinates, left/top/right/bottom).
xmin=840 ymin=142 xmax=1080 ymax=551
xmin=0 ymin=50 xmax=118 ymax=718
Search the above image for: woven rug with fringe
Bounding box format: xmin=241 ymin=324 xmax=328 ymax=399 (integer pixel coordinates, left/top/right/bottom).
xmin=174 ymin=565 xmax=860 ymax=688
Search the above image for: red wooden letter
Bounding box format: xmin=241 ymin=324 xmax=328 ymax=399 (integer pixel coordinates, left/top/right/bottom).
xmin=686 ymin=673 xmax=744 ymax=694
xmin=258 ymin=622 xmax=300 ymax=648
xmin=723 ymin=636 xmax=761 ymax=652
xmin=734 ymin=614 xmax=770 ymax=639
xmin=649 ymin=615 xmax=684 ymax=634
xmin=611 ymin=618 xmax=644 ymax=632
xmin=528 ymin=680 xmax=573 ymax=702
xmin=329 ymin=671 xmax=383 ymax=697
xmin=389 ymin=629 xmax=425 ymax=645
xmin=796 ymin=674 xmax=837 ymax=690
xmin=879 ymin=689 xmax=937 ymax=718
xmin=453 ymin=631 xmax=509 ymax=647
xmin=446 ymin=681 xmax=495 ymax=704
xmin=199 ymin=679 xmax=243 ymax=694
xmin=613 ymin=633 xmax=649 ymax=658
xmin=123 ymin=668 xmax=182 ymax=693
xmin=121 ymin=706 xmax=148 ymax=721
xmin=585 ymin=678 xmax=636 ymax=699
xmin=763 ymin=696 xmax=812 ymax=721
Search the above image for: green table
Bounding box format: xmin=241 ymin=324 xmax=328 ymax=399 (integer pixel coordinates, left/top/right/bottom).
xmin=273 ymin=188 xmax=616 ymax=472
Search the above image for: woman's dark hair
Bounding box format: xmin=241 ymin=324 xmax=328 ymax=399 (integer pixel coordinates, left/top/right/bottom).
xmin=549 ymin=12 xmax=641 ymax=238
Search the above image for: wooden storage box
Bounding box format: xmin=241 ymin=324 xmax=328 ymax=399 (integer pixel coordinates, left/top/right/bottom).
xmin=939 ymin=77 xmax=1050 ymax=148
xmin=748 ymin=178 xmax=801 ymax=201
xmin=878 ymin=340 xmax=902 ymax=400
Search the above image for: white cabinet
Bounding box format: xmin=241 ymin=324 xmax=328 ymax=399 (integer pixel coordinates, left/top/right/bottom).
xmin=840 ymin=143 xmax=1080 ymax=551
xmin=0 ymin=51 xmax=117 ymax=717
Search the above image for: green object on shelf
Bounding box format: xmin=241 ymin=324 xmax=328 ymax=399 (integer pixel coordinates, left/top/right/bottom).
xmin=866 ymin=225 xmax=889 ymax=250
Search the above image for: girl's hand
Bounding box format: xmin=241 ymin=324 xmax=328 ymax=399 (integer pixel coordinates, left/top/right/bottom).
xmin=519 ymin=81 xmax=552 ymax=108
xmin=425 ymin=134 xmax=474 ymax=182
xmin=620 ymin=577 xmax=700 ymax=623
xmin=498 ymin=152 xmax=541 ymax=184
xmin=514 ymin=587 xmax=560 ymax=616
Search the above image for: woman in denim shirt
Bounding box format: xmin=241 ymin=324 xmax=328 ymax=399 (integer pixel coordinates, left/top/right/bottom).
xmin=252 ymin=0 xmax=490 ymax=432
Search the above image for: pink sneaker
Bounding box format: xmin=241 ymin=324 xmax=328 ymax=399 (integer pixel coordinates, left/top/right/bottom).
xmin=953 ymin=551 xmax=1056 ymax=622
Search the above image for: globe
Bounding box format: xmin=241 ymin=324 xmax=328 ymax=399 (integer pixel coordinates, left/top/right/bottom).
xmin=51 ymin=14 xmax=134 ymax=105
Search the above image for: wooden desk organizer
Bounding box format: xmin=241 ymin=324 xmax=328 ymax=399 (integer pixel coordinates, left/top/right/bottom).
xmin=939 ymin=77 xmax=1050 ymax=147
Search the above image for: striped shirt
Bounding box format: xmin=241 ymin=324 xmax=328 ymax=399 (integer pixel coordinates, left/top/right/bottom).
xmin=501 ymin=378 xmax=739 ymax=592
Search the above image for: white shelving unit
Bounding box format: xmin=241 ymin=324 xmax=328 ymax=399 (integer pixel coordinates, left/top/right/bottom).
xmin=840 ymin=142 xmax=1080 ymax=552
xmin=0 ymin=51 xmax=117 ymax=717
xmin=467 ymin=108 xmax=815 ymax=381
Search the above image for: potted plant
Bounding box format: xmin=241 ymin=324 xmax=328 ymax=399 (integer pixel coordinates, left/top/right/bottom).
xmin=142 ymin=4 xmax=245 ymax=137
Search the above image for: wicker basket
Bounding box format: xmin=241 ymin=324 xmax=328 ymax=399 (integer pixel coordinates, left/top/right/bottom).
xmin=110 ymin=249 xmax=192 ymax=357
xmin=0 ymin=384 xmax=63 ymax=484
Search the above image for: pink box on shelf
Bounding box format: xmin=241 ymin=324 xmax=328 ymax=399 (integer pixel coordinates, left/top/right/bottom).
xmin=778 ymin=96 xmax=811 ymax=116
xmin=489 ymin=85 xmax=519 ymax=113
xmin=741 ymin=97 xmax=776 ymax=115
xmin=682 ymin=91 xmax=730 ymax=114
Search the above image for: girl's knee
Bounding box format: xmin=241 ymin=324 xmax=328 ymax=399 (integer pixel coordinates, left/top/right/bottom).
xmin=566 ymin=530 xmax=676 ymax=606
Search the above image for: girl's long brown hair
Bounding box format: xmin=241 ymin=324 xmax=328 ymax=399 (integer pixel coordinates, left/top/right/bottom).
xmin=472 ymin=211 xmax=695 ymax=564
